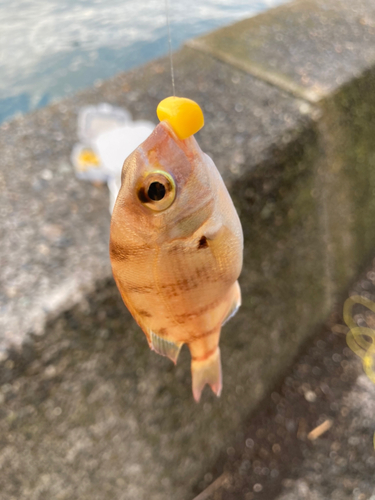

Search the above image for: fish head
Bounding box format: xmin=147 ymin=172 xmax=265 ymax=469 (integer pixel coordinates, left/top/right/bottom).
xmin=112 ymin=121 xmax=215 ymax=244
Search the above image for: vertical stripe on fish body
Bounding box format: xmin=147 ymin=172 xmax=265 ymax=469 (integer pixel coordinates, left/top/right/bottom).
xmin=110 ymin=119 xmax=243 ymax=402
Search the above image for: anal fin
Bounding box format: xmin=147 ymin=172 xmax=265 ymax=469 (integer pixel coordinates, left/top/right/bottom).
xmin=150 ymin=331 xmax=182 ymax=364
xmin=222 ymin=281 xmax=241 ymax=326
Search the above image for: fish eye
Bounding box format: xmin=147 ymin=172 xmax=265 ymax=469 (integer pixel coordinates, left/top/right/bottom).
xmin=148 ymin=182 xmax=166 ymax=201
xmin=137 ymin=170 xmax=176 ymax=211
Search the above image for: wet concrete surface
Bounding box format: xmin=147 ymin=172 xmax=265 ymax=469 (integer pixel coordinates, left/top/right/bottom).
xmin=2 ymin=263 xmax=375 ymax=499
xmin=195 ymin=263 xmax=375 ymax=500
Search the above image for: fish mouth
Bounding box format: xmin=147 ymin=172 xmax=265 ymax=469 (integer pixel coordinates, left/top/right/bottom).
xmin=157 ymin=119 xmax=203 ymax=165
xmin=158 ymin=119 xmax=186 ymax=145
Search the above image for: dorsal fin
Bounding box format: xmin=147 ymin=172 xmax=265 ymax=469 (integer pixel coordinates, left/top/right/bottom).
xmin=150 ymin=331 xmax=182 ymax=364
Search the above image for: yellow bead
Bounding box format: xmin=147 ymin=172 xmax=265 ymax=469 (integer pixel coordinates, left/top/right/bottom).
xmin=157 ymin=97 xmax=204 ymax=140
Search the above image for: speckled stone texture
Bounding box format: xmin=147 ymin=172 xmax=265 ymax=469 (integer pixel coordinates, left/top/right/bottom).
xmin=2 ymin=0 xmax=375 ymax=498
xmin=189 ymin=0 xmax=375 ymax=102
xmin=2 ymin=271 xmax=375 ymax=500
xmin=0 ymin=47 xmax=313 ymax=356
xmin=193 ymin=265 xmax=375 ymax=500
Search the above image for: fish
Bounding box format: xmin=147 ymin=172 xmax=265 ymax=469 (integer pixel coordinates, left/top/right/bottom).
xmin=109 ymin=98 xmax=243 ymax=401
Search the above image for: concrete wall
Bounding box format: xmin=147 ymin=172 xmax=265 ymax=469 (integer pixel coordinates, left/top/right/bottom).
xmin=1 ymin=0 xmax=375 ymax=498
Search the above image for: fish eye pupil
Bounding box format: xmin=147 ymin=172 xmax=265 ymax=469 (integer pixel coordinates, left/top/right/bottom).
xmin=148 ymin=182 xmax=166 ymax=201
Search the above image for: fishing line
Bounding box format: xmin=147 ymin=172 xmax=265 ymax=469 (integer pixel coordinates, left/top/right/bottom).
xmin=165 ymin=0 xmax=176 ymax=96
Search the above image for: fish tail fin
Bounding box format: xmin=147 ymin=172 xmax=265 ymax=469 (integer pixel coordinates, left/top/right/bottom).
xmin=191 ymin=348 xmax=222 ymax=403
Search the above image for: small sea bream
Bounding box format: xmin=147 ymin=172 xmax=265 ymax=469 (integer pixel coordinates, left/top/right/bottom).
xmin=110 ymin=97 xmax=243 ymax=401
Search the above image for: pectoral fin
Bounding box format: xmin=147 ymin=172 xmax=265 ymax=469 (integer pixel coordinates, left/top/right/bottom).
xmin=150 ymin=331 xmax=182 ymax=364
xmin=222 ymin=281 xmax=241 ymax=326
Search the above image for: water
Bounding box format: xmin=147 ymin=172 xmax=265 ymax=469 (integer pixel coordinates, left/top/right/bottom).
xmin=0 ymin=0 xmax=289 ymax=124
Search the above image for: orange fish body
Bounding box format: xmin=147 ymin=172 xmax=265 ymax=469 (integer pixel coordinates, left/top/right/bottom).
xmin=110 ymin=111 xmax=243 ymax=401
